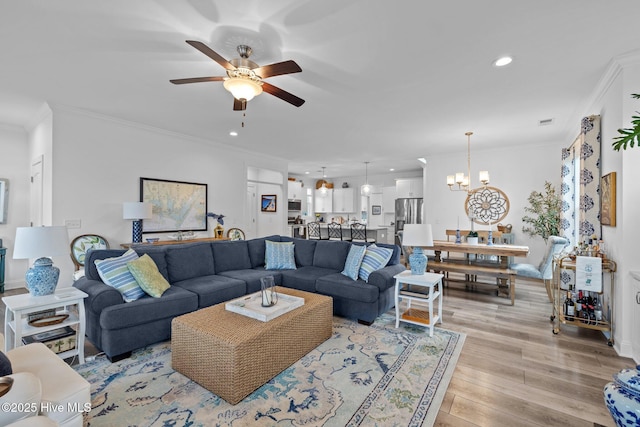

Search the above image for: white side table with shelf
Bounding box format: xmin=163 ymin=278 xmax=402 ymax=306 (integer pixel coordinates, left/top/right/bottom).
xmin=3 ymin=287 xmax=88 ymax=363
xmin=394 ymin=270 xmax=444 ymax=337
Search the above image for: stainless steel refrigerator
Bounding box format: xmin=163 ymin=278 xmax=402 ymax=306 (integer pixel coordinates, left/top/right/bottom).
xmin=394 ymin=198 xmax=423 ymax=246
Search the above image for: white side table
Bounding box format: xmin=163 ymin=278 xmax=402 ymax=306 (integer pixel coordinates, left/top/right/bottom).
xmin=3 ymin=288 xmax=88 ymax=363
xmin=394 ymin=270 xmax=444 ymax=337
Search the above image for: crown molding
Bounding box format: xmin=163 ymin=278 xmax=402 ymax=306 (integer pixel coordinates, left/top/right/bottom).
xmin=24 ymin=102 xmax=52 ymax=132
xmin=0 ymin=122 xmax=27 ymax=134
xmin=50 ymin=103 xmax=285 ymax=164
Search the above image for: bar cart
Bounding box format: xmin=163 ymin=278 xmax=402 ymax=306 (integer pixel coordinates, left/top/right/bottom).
xmin=550 ymin=256 xmax=616 ymax=346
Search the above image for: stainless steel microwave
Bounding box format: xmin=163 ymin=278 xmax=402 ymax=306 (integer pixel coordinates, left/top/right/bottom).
xmin=288 ymin=199 xmax=302 ymax=211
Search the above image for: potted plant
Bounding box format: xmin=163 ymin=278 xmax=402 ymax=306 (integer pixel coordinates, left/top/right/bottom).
xmin=612 ymin=93 xmax=640 ymax=151
xmin=522 ymin=181 xmax=561 ymax=243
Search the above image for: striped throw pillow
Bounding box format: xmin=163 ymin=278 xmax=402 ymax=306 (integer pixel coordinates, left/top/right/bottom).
xmin=341 ymin=244 xmax=367 ymax=280
xmin=358 ymin=244 xmax=393 ymax=283
xmin=95 ymin=249 xmax=145 ymax=302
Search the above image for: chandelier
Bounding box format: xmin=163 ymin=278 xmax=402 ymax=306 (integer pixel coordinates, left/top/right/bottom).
xmin=446 ymin=132 xmax=490 ymax=193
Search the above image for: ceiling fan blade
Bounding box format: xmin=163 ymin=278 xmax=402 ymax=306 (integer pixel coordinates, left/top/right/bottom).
xmin=262 ymin=82 xmax=305 ymax=107
xmin=233 ymin=98 xmax=247 ymax=111
xmin=253 ymin=60 xmax=302 ymax=79
xmin=170 ymin=76 xmax=225 ymax=85
xmin=185 ymin=40 xmax=235 ymax=71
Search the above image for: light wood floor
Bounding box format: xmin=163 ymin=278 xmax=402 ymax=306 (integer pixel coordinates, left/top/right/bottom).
xmin=2 ymin=278 xmax=631 ymax=426
xmin=434 ymin=277 xmax=631 ymax=427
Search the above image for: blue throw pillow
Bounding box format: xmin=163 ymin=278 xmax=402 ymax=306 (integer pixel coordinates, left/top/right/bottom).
xmin=265 ymin=241 xmax=297 ymax=270
xmin=358 ymin=244 xmax=393 ymax=283
xmin=341 ymin=244 xmax=367 ymax=281
xmin=95 ymin=249 xmax=146 ymax=302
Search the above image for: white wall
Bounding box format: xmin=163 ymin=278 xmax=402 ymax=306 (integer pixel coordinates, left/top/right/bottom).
xmin=32 ymin=105 xmax=287 ymax=289
xmin=0 ymin=123 xmax=30 ymax=287
xmin=423 ymin=140 xmax=564 ymax=263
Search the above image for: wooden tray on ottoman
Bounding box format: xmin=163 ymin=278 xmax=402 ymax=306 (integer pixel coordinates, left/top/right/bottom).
xmin=171 ymin=287 xmax=333 ymax=405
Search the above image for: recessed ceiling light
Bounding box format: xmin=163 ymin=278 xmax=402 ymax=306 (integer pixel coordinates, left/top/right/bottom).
xmin=305 ymin=171 xmax=310 ymax=174
xmin=229 ymin=131 xmax=238 ymax=136
xmin=493 ymin=56 xmax=513 ymax=67
xmin=389 ymin=168 xmax=395 ymax=172
xmin=417 ymin=158 xmax=427 ymax=164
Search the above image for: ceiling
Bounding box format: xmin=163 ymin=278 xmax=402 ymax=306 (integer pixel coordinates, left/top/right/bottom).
xmin=1 ymin=1 xmax=639 ymax=178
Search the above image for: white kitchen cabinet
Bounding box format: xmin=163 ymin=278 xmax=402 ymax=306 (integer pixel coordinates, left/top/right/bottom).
xmin=396 ymin=178 xmax=423 ymax=198
xmin=315 ymin=189 xmax=333 ymax=213
xmin=333 ymin=188 xmax=355 ymax=213
xmin=288 ymin=180 xmax=303 ymax=200
xmin=382 ymin=186 xmax=396 ymax=213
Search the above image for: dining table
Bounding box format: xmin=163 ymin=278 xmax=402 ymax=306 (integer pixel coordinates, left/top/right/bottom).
xmin=426 ymin=240 xmax=530 ymax=267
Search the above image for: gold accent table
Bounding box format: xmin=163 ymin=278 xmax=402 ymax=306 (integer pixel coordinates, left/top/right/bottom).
xmin=171 ymin=287 xmax=333 ymax=405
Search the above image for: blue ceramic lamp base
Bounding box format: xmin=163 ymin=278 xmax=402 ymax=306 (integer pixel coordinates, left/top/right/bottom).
xmin=25 ymin=257 xmax=60 ymax=296
xmin=409 ymin=247 xmax=428 ymax=275
xmin=132 ymin=220 xmax=143 ymax=243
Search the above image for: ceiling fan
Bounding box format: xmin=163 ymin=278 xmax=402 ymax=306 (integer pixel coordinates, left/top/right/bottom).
xmin=170 ymin=40 xmax=305 ymax=111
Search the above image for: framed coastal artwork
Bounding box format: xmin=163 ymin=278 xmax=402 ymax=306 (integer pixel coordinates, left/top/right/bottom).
xmin=371 ymin=205 xmax=382 ymax=215
xmin=140 ymin=177 xmax=207 ymax=233
xmin=261 ymin=194 xmax=277 ymax=212
xmin=600 ymin=172 xmax=616 ymax=226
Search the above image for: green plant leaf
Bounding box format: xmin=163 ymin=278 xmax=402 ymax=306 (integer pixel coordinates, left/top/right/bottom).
xmin=612 ymin=113 xmax=640 ymax=151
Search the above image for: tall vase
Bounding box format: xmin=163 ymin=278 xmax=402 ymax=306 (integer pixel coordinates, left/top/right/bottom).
xmin=260 ymin=276 xmax=277 ymax=307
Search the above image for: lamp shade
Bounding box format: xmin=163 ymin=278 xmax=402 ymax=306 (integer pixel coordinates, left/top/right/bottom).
xmin=123 ymin=202 xmax=153 ymax=220
xmin=401 ymin=224 xmax=434 ymax=248
xmin=13 ymin=226 xmax=69 ymax=259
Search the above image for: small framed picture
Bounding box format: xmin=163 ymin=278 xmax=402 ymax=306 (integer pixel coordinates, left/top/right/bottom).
xmin=261 ymin=194 xmax=277 ymax=212
xmin=601 ymin=172 xmax=616 ymax=226
xmin=372 ymin=205 xmax=382 ymax=215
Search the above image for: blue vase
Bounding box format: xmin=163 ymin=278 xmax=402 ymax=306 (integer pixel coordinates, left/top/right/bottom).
xmin=409 ymin=247 xmax=427 ymax=275
xmin=604 ymin=365 xmax=640 ymax=426
xmin=25 ymin=257 xmax=60 ymax=296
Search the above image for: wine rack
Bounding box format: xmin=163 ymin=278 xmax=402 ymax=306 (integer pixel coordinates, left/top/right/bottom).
xmin=550 ymin=256 xmax=616 ymax=345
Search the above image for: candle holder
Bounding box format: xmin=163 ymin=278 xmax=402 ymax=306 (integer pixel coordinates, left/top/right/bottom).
xmin=487 ymin=228 xmax=493 ymax=246
xmin=455 ymin=229 xmax=462 ymax=244
xmin=260 ymin=276 xmax=278 ymax=307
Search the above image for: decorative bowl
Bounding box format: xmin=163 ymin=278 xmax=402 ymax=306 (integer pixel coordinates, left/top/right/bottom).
xmin=146 ymin=238 xmax=159 ymax=243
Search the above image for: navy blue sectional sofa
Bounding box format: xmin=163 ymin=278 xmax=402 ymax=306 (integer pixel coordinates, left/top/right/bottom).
xmin=74 ymin=235 xmax=405 ymax=361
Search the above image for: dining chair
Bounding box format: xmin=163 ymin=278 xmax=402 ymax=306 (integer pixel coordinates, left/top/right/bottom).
xmin=350 ymin=223 xmax=376 ymax=243
xmin=226 ymin=228 xmax=245 ymax=241
xmin=327 ymin=222 xmax=346 ymax=241
xmin=307 ymin=222 xmax=327 ymax=240
xmin=509 ymin=236 xmax=569 ymax=302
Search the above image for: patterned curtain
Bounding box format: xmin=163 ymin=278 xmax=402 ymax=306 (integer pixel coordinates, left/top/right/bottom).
xmin=560 ymin=115 xmax=601 ymax=249
xmin=579 ymin=115 xmax=601 ymax=240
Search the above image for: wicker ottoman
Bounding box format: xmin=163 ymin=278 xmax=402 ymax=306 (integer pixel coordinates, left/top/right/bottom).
xmin=171 ymin=287 xmax=333 ymax=404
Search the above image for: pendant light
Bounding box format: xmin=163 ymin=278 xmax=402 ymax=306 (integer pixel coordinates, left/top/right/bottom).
xmin=319 ymin=167 xmax=328 ymax=196
xmin=361 ymin=161 xmax=371 ymax=195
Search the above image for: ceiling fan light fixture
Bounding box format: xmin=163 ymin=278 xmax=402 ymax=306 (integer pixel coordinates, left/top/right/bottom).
xmin=223 ymin=76 xmax=263 ymax=102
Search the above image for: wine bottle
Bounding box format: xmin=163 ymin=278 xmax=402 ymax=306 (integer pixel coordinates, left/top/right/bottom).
xmin=594 ymin=296 xmax=603 ymax=324
xmin=565 ymin=291 xmax=575 ymax=321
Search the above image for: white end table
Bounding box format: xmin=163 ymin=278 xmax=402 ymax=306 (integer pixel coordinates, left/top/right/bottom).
xmin=3 ymin=288 xmax=88 ymax=363
xmin=394 ymin=270 xmax=444 ymax=337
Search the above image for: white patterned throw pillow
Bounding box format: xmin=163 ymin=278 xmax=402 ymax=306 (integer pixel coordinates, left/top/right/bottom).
xmin=94 ymin=249 xmax=145 ymax=302
xmin=358 ymin=244 xmax=393 ymax=283
xmin=265 ymin=241 xmax=297 ymax=270
xmin=341 ymin=244 xmax=367 ymax=281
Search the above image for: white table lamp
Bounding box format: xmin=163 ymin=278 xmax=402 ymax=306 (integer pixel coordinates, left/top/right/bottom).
xmin=402 ymin=224 xmax=434 ymax=275
xmin=13 ymin=226 xmax=70 ymax=295
xmin=123 ymin=202 xmax=153 ymax=243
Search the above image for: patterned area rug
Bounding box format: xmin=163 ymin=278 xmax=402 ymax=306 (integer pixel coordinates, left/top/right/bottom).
xmin=74 ymin=313 xmax=464 ymax=426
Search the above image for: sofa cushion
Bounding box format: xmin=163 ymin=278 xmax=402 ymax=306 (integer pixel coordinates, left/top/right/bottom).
xmin=134 ymin=246 xmax=169 ymax=281
xmin=0 ymin=350 xmax=11 ymax=375
xmin=265 ymin=241 xmax=296 ymax=270
xmin=173 ymin=275 xmax=246 ymax=308
xmin=316 ymin=273 xmax=379 ymax=303
xmin=94 ymin=249 xmax=145 ymax=302
xmin=85 ymin=249 xmax=126 ymax=280
xmin=313 ymin=240 xmax=350 ymax=270
xmin=248 ymin=235 xmax=281 ymax=268
xmin=280 ymin=266 xmax=338 ymax=293
xmin=100 ymin=286 xmax=197 ymax=330
xmin=127 ymin=254 xmax=171 ymax=298
xmin=359 ymin=244 xmax=394 ymax=283
xmin=281 ymin=237 xmax=317 ymax=267
xmin=218 ymin=268 xmax=283 ymax=294
xmin=166 ymin=242 xmax=215 ymax=283
xmin=341 ymin=244 xmax=367 ymax=280
xmin=211 ymin=241 xmax=252 ymax=273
